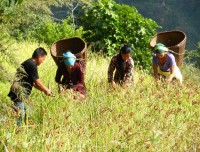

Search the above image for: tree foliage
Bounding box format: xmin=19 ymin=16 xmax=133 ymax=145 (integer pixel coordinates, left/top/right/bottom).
xmin=51 ymin=0 xmax=93 ymax=31
xmin=185 ymin=42 xmax=200 ymax=68
xmin=80 ymin=0 xmax=160 ymax=70
xmin=28 ymin=17 xmax=84 ymax=45
xmin=116 ymin=0 xmax=200 ymax=50
xmin=0 ymin=0 xmax=23 ymax=11
xmin=1 ymin=0 xmax=59 ymax=38
xmin=0 ymin=0 xmax=91 ymax=40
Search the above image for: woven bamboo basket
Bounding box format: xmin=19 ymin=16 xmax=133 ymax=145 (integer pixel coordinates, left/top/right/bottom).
xmin=150 ymin=30 xmax=187 ymax=68
xmin=50 ymin=37 xmax=87 ymax=72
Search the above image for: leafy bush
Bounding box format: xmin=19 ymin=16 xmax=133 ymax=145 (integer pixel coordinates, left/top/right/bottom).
xmin=27 ymin=17 xmax=84 ymax=45
xmin=1 ymin=0 xmax=56 ymax=39
xmin=80 ymin=0 xmax=160 ymax=70
xmin=184 ymin=42 xmax=200 ymax=68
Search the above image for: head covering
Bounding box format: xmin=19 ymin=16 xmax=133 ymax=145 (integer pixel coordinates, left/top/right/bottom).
xmin=155 ymin=45 xmax=169 ymax=54
xmin=63 ymin=52 xmax=76 ymax=66
xmin=155 ymin=43 xmax=165 ymax=48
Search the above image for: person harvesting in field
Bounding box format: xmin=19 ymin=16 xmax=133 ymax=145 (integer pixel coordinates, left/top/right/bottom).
xmin=152 ymin=43 xmax=182 ymax=84
xmin=8 ymin=47 xmax=52 ymax=126
xmin=108 ymin=44 xmax=134 ymax=87
xmin=55 ymin=51 xmax=86 ymax=100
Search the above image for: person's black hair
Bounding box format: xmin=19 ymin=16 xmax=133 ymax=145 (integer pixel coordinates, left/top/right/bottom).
xmin=32 ymin=47 xmax=47 ymax=58
xmin=120 ymin=44 xmax=132 ymax=54
xmin=118 ymin=44 xmax=132 ymax=79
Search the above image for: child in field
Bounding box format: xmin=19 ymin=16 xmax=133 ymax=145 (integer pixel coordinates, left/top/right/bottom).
xmin=55 ymin=51 xmax=86 ymax=99
xmin=108 ymin=44 xmax=134 ymax=87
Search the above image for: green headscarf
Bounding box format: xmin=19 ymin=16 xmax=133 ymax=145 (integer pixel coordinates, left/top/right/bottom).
xmin=155 ymin=45 xmax=169 ymax=54
xmin=155 ymin=43 xmax=165 ymax=48
xmin=154 ymin=43 xmax=165 ymax=50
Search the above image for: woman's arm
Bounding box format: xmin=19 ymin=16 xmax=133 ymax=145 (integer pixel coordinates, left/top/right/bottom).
xmin=108 ymin=57 xmax=116 ymax=83
xmin=78 ymin=65 xmax=85 ymax=85
xmin=166 ymin=65 xmax=175 ymax=82
xmin=55 ymin=66 xmax=63 ymax=84
xmin=153 ymin=63 xmax=159 ymax=81
xmin=124 ymin=59 xmax=134 ymax=83
xmin=166 ymin=54 xmax=176 ymax=82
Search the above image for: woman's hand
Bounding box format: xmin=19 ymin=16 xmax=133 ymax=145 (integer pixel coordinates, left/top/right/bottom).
xmin=58 ymin=84 xmax=65 ymax=93
xmin=167 ymin=66 xmax=175 ymax=83
xmin=153 ymin=63 xmax=159 ymax=81
xmin=111 ymin=80 xmax=116 ymax=86
xmin=166 ymin=74 xmax=173 ymax=83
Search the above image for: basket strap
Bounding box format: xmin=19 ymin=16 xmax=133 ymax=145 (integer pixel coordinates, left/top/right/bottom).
xmin=58 ymin=58 xmax=86 ymax=63
xmin=169 ymin=50 xmax=185 ymax=55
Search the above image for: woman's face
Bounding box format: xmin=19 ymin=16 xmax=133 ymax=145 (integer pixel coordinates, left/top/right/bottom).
xmin=121 ymin=53 xmax=131 ymax=61
xmin=66 ymin=65 xmax=73 ymax=71
xmin=156 ymin=53 xmax=166 ymax=59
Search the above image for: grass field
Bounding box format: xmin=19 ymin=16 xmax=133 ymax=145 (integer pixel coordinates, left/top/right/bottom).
xmin=0 ymin=41 xmax=200 ymax=151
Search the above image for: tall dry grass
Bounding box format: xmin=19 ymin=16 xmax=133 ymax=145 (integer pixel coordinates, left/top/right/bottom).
xmin=0 ymin=41 xmax=200 ymax=151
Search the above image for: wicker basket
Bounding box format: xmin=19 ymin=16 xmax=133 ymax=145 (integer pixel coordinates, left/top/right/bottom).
xmin=150 ymin=30 xmax=187 ymax=68
xmin=50 ymin=37 xmax=87 ymax=71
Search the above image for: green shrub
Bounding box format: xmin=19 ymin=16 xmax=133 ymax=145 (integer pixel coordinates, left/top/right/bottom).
xmin=81 ymin=0 xmax=160 ymax=70
xmin=28 ymin=17 xmax=84 ymax=45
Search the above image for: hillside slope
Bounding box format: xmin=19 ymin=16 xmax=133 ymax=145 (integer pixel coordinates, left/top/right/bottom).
xmin=0 ymin=41 xmax=200 ymax=151
xmin=116 ymin=0 xmax=200 ymax=50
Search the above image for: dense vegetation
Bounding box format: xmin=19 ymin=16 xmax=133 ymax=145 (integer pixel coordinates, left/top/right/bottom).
xmin=80 ymin=0 xmax=160 ymax=70
xmin=0 ymin=0 xmax=200 ymax=151
xmin=1 ymin=0 xmax=162 ymax=70
xmin=116 ymin=0 xmax=200 ymax=50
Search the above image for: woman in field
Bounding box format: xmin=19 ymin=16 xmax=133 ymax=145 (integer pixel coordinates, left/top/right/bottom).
xmin=108 ymin=44 xmax=134 ymax=87
xmin=55 ymin=51 xmax=86 ymax=99
xmin=152 ymin=43 xmax=182 ymax=84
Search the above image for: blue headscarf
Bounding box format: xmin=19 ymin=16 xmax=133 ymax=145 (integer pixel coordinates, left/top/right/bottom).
xmin=63 ymin=52 xmax=76 ymax=66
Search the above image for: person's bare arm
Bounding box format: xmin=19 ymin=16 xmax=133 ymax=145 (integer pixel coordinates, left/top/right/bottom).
xmin=33 ymin=79 xmax=52 ymax=95
xmin=166 ymin=65 xmax=175 ymax=82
